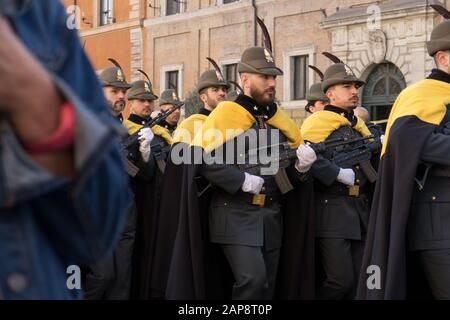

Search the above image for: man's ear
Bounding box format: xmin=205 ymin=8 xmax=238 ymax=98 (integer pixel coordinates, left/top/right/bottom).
xmin=325 ymin=87 xmax=333 ymax=100
xmin=436 ymin=51 xmax=450 ymax=68
xmin=199 ymin=93 xmax=207 ymax=104
xmin=240 ymin=73 xmax=250 ymax=89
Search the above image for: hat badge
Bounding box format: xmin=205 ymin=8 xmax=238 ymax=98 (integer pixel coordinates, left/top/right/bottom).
xmin=264 ymin=48 xmax=274 ymax=63
xmin=172 ymin=92 xmax=178 ymax=101
xmin=116 ymin=69 xmax=124 ymax=81
xmin=144 ymin=82 xmax=150 ymax=92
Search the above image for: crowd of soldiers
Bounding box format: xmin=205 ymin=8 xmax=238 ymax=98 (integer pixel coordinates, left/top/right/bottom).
xmin=81 ymin=12 xmax=450 ymax=300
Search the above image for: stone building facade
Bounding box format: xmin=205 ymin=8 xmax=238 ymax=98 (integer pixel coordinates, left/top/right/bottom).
xmin=63 ymin=0 xmax=449 ymax=124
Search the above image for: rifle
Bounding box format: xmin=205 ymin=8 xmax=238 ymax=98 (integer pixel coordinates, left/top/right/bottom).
xmin=122 ymin=104 xmax=183 ymax=150
xmin=236 ymin=135 xmax=376 ymax=194
xmin=122 ymin=104 xmax=183 ymax=177
xmin=331 ymin=139 xmax=381 ymax=183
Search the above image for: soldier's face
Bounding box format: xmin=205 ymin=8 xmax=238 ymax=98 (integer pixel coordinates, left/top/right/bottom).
xmin=160 ymin=104 xmax=180 ymax=125
xmin=310 ymin=100 xmax=326 ymax=113
xmin=327 ymin=83 xmax=360 ymax=110
xmin=103 ymin=86 xmax=127 ymax=114
xmin=245 ymin=74 xmax=277 ymax=106
xmin=130 ymin=99 xmax=154 ymax=118
xmin=200 ymin=86 xmax=227 ymax=110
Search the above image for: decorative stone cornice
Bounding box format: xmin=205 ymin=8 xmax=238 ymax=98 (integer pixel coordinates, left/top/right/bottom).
xmin=320 ymin=0 xmax=442 ymax=29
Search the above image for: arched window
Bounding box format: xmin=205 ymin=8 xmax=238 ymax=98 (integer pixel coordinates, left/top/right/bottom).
xmin=362 ymin=62 xmax=406 ymax=122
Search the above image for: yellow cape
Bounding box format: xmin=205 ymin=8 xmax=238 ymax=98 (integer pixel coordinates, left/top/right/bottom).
xmin=382 ymin=79 xmax=450 ymax=156
xmin=173 ymin=113 xmax=208 ymax=144
xmin=122 ymin=119 xmax=173 ymax=145
xmin=301 ymin=110 xmax=371 ymax=143
xmin=191 ymin=101 xmax=302 ymax=153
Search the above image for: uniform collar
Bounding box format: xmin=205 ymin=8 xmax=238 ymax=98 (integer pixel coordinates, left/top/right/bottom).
xmin=198 ymin=108 xmax=212 ymax=117
xmin=324 ymin=104 xmax=358 ymax=127
xmin=128 ymin=113 xmax=149 ymax=125
xmin=158 ymin=120 xmax=177 ymax=132
xmin=234 ymin=94 xmax=277 ymax=120
xmin=427 ymin=68 xmax=450 ymax=84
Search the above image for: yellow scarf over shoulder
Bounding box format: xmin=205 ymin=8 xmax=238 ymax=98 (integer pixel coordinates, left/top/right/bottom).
xmin=191 ymin=101 xmax=302 ymax=153
xmin=122 ymin=119 xmax=173 ymax=145
xmin=301 ymin=110 xmax=372 ymax=143
xmin=173 ymin=113 xmax=208 ymax=144
xmin=381 ymin=79 xmax=450 ymax=156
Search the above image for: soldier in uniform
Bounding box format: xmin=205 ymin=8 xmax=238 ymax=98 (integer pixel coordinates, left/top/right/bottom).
xmin=173 ymin=69 xmax=229 ymax=144
xmin=157 ymin=89 xmax=182 ymax=136
xmin=358 ymin=18 xmax=450 ymax=300
xmin=166 ymin=45 xmax=318 ymax=300
xmin=122 ymin=79 xmax=159 ymax=173
xmin=301 ymin=63 xmax=379 ymax=299
xmin=99 ymin=65 xmax=131 ymax=122
xmin=120 ymin=79 xmax=172 ymax=299
xmin=305 ymin=83 xmax=329 ymax=114
xmin=150 ymin=66 xmax=229 ymax=299
xmin=84 ymin=63 xmax=140 ymax=300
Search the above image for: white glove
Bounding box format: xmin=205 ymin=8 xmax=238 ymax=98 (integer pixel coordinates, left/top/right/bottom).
xmin=295 ymin=144 xmax=317 ymax=173
xmin=380 ymin=134 xmax=385 ymax=144
xmin=336 ymin=168 xmax=355 ymax=186
xmin=138 ymin=128 xmax=154 ymax=163
xmin=241 ymin=173 xmax=264 ymax=195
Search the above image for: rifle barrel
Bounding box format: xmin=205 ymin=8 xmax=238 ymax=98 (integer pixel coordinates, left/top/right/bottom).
xmin=123 ymin=104 xmax=183 ymax=148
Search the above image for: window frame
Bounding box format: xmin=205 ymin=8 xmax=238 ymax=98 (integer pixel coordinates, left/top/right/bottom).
xmin=162 ymin=0 xmax=186 ymax=17
xmin=160 ymin=64 xmax=184 ymax=100
xmin=99 ymin=0 xmax=114 ymax=26
xmin=220 ymin=58 xmax=241 ymax=91
xmin=282 ymin=46 xmax=315 ymax=107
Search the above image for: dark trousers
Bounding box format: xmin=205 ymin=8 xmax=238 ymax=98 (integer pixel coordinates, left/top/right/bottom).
xmin=418 ymin=248 xmax=450 ymax=299
xmin=317 ymin=238 xmax=365 ymax=300
xmin=221 ymin=245 xmax=280 ymax=300
xmin=84 ymin=203 xmax=136 ymax=300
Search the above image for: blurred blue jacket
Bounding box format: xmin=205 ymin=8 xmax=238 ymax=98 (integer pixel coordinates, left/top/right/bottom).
xmin=0 ymin=0 xmax=131 ymax=299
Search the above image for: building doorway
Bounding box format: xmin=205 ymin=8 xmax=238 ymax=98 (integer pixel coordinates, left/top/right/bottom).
xmin=362 ymin=62 xmax=406 ymax=126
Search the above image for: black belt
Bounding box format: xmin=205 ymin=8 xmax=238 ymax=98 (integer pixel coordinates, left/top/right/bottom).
xmin=318 ymin=183 xmax=368 ymax=197
xmin=429 ymin=166 xmax=450 ymax=178
xmin=241 ymin=192 xmax=281 ymax=207
xmin=218 ymin=191 xmax=282 ymax=208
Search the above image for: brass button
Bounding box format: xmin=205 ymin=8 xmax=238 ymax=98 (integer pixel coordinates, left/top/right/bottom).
xmin=7 ymin=273 xmax=27 ymax=293
xmin=356 ymin=166 xmax=360 ymax=170
xmin=224 ymin=202 xmax=228 ymax=206
xmin=324 ymin=199 xmax=328 ymax=204
xmin=432 ymin=196 xmax=437 ymax=201
xmin=356 ymin=179 xmax=360 ymax=183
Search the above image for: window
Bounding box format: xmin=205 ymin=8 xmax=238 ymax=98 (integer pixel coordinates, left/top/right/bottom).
xmin=166 ymin=0 xmax=181 ymax=16
xmin=99 ymin=0 xmax=113 ymax=26
xmin=224 ymin=63 xmax=238 ymax=89
xmin=362 ymin=62 xmax=406 ymax=128
xmin=291 ymin=55 xmax=309 ymax=101
xmin=283 ymin=45 xmax=315 ymax=105
xmin=161 ymin=64 xmax=184 ymax=99
xmin=166 ymin=70 xmax=179 ymax=93
xmin=222 ymin=0 xmax=239 ymax=4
